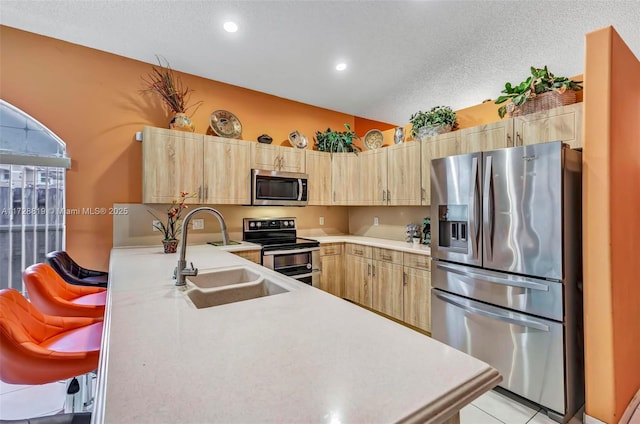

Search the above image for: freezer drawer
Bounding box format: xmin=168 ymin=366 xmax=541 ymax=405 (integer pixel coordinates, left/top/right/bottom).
xmin=431 ymin=289 xmax=565 ymax=415
xmin=432 ymin=260 xmax=563 ymax=321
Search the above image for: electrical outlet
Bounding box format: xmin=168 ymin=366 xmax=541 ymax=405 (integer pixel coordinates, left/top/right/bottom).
xmin=319 ymin=216 xmax=325 ymax=225
xmin=374 ymin=216 xmax=379 ymax=226
xmin=152 ymin=220 xmax=160 ymax=231
xmin=192 ymin=219 xmax=204 ymax=230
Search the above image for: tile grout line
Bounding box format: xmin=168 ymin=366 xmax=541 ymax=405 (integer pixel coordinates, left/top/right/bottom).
xmin=470 ymin=404 xmax=508 ymax=423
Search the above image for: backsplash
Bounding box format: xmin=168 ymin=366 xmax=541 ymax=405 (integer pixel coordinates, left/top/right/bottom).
xmin=113 ymin=204 xmax=349 ymax=247
xmin=348 ymin=206 xmax=431 ymax=242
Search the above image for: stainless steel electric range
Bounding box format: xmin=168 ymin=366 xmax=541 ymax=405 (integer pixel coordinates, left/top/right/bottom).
xmin=242 ymin=218 xmax=320 ymax=286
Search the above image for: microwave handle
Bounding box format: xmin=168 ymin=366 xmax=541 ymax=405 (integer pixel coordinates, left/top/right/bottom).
xmin=298 ymin=179 xmax=303 ymax=201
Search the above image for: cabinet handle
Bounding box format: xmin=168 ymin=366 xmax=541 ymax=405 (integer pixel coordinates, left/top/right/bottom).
xmin=516 ymin=132 xmax=522 ymax=145
xmin=204 ymin=186 xmax=208 ymax=200
xmin=372 ymin=265 xmax=375 ymax=277
xmin=387 ymin=190 xmax=391 ymax=200
xmin=354 ymin=249 xmax=364 ymax=255
xmin=507 ymin=133 xmax=513 ymax=147
xmin=279 ymin=156 xmax=284 ymax=170
xmin=198 ymin=185 xmax=202 ymax=202
xmin=383 ymin=190 xmax=386 ymax=201
xmin=333 ymin=192 xmax=336 ymax=202
xmin=382 ymin=254 xmax=392 ymax=261
xmin=421 ymin=188 xmax=426 ymax=201
xmin=403 ymin=272 xmax=407 ymax=284
xmin=415 ymin=261 xmax=428 ymax=269
xmin=368 ymin=264 xmax=371 ymax=276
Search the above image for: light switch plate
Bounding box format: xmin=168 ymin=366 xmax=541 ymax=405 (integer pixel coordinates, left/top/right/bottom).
xmin=152 ymin=220 xmax=160 ymax=231
xmin=192 ymin=219 xmax=204 ymax=230
xmin=319 ymin=216 xmax=325 ymax=225
xmin=374 ymin=216 xmax=379 ymax=226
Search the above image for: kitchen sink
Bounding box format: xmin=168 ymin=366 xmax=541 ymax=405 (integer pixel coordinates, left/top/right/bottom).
xmin=184 ymin=279 xmax=289 ymax=309
xmin=186 ymin=267 xmax=262 ymax=289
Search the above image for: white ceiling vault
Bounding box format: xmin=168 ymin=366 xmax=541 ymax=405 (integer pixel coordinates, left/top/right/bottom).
xmin=2 ymin=1 xmax=639 ymax=125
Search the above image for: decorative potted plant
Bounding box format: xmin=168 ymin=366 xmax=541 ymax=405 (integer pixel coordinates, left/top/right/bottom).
xmin=140 ymin=56 xmax=203 ymax=132
xmin=495 ymin=66 xmax=583 ymax=118
xmin=314 ymin=123 xmax=361 ymax=154
xmin=409 ymin=106 xmax=458 ymax=141
xmin=148 ymin=191 xmax=196 ymax=253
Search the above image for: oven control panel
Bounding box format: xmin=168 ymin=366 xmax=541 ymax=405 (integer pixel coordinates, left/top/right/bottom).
xmin=244 ymin=217 xmax=296 ymax=232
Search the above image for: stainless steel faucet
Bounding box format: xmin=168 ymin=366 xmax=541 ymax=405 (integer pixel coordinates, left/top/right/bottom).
xmin=175 ymin=206 xmax=229 ymax=286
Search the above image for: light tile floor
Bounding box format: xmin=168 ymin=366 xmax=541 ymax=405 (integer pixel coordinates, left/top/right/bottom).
xmin=0 ymin=379 xmax=576 ymax=423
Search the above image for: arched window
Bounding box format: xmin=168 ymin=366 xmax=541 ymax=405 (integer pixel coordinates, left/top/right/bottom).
xmin=0 ymin=100 xmax=70 ymax=292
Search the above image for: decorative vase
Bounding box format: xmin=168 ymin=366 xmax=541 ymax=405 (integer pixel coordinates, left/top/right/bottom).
xmin=162 ymin=239 xmax=179 ymax=254
xmin=416 ymin=125 xmax=452 ymax=141
xmin=169 ymin=113 xmax=195 ymax=132
xmin=394 ymin=127 xmax=404 ymax=144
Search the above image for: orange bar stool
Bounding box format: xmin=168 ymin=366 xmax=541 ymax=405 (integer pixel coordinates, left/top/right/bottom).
xmin=0 ymin=289 xmax=103 ymax=413
xmin=22 ymin=264 xmax=106 ymax=319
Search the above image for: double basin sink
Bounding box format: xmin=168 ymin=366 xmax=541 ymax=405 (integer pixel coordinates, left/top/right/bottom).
xmin=182 ymin=267 xmax=290 ymax=309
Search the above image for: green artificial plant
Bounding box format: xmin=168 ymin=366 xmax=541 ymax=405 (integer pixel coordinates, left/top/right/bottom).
xmin=314 ymin=123 xmax=361 ymax=154
xmin=495 ymin=66 xmax=583 ymax=118
xmin=409 ymin=106 xmax=457 ymax=138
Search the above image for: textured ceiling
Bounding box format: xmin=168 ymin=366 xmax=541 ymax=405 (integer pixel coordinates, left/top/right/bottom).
xmin=1 ymin=1 xmax=639 ymax=125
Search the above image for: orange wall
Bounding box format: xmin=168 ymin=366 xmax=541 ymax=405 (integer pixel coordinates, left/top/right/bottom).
xmin=0 ymin=25 xmax=388 ymax=269
xmin=583 ymin=26 xmax=640 ymax=423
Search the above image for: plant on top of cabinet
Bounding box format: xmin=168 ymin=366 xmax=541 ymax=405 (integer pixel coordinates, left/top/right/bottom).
xmin=495 ymin=66 xmax=582 ymax=119
xmin=314 ymin=123 xmax=362 ymax=154
xmin=409 ymin=106 xmax=458 ymax=141
xmin=140 ymin=56 xmax=203 ymax=132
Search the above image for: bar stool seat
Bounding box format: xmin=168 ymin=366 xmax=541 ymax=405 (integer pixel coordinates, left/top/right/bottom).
xmin=22 ymin=264 xmax=106 ymax=319
xmin=45 ymin=251 xmax=108 ymax=288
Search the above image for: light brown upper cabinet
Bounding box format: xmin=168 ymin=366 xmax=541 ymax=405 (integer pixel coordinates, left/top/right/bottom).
xmin=513 ymin=103 xmax=583 ymax=149
xmin=387 ymin=142 xmax=422 ymax=205
xmin=142 ymin=127 xmax=251 ymax=204
xmin=202 ymin=135 xmax=251 ymax=204
xmin=142 ymin=127 xmax=203 ymax=204
xmin=331 ymin=153 xmax=360 ymax=205
xmin=359 ymin=149 xmax=388 ymax=205
xmin=250 ymin=143 xmax=305 ymax=173
xmin=459 ymin=120 xmax=515 ymax=154
xmin=305 ymin=150 xmax=332 ymax=205
xmin=420 ymin=131 xmax=460 ymax=206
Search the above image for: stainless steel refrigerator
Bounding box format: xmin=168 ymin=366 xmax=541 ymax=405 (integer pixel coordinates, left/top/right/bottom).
xmin=430 ymin=141 xmax=583 ymax=423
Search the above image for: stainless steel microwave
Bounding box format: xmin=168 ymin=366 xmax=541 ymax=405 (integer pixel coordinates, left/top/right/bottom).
xmin=251 ymin=169 xmax=308 ymax=206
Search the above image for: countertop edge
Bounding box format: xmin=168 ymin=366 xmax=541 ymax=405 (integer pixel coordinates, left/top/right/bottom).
xmin=309 ymin=235 xmax=432 ymax=256
xmin=397 ymin=368 xmax=502 ymax=424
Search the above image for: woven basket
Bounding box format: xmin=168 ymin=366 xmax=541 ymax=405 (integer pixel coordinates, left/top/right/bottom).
xmin=507 ymin=90 xmax=577 ymax=117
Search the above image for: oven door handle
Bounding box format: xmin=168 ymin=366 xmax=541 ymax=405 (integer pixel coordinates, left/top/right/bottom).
xmin=298 ymin=179 xmax=303 ymax=201
xmin=263 ymin=247 xmax=320 ymax=256
xmin=291 ymin=270 xmax=321 ymax=280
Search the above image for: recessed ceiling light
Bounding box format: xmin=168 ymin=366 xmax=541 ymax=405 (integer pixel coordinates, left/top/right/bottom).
xmin=223 ymin=22 xmax=238 ymax=33
xmin=336 ymin=63 xmax=347 ymax=71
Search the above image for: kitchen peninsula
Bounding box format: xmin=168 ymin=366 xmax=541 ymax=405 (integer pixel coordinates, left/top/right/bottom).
xmin=93 ymin=244 xmax=501 ymax=423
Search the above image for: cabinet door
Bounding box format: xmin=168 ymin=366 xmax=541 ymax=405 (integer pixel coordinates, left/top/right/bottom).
xmin=372 ymin=261 xmax=404 ymax=320
xmin=387 ymin=142 xmax=421 ymax=205
xmin=279 ymin=147 xmax=306 ymax=173
xmin=358 ymin=149 xmax=387 ymax=205
xmin=421 ymin=132 xmax=460 ymax=205
xmin=459 ymin=120 xmax=514 ymax=154
xmin=203 ymin=136 xmax=251 ymax=204
xmin=331 ymin=153 xmax=360 ymax=205
xmin=250 ymin=143 xmax=281 ymax=171
xmin=305 ymin=150 xmax=332 ymax=205
xmin=319 ymin=254 xmax=344 ymax=297
xmin=231 ymin=250 xmax=261 ymax=264
xmin=514 ymin=103 xmax=583 ymax=149
xmin=142 ymin=127 xmax=203 ymax=204
xmin=403 ymin=266 xmax=431 ymax=332
xmin=344 ymin=254 xmax=371 ymax=307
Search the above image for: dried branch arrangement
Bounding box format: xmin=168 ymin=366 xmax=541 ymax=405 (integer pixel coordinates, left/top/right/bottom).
xmin=140 ymin=56 xmax=202 ymax=114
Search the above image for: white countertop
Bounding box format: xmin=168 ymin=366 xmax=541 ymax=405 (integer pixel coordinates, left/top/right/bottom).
xmin=309 ymin=235 xmax=431 ymax=255
xmin=93 ymin=244 xmax=498 ymax=423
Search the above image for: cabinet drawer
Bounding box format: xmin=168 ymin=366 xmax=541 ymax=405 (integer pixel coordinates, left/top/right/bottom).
xmin=320 ymin=243 xmax=343 ymax=256
xmin=403 ymin=252 xmax=431 ymax=270
xmin=231 ymin=250 xmax=261 ymax=264
xmin=373 ymin=248 xmax=402 ymax=263
xmin=346 ymin=244 xmax=372 ymax=258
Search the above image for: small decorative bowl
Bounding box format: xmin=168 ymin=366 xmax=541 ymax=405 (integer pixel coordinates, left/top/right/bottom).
xmin=257 ymin=134 xmax=273 ymax=144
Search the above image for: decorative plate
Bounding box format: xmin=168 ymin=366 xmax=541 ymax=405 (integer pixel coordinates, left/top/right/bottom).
xmin=288 ymin=130 xmax=308 ymax=149
xmin=363 ymin=129 xmax=384 ymax=150
xmin=209 ymin=110 xmax=242 ymax=138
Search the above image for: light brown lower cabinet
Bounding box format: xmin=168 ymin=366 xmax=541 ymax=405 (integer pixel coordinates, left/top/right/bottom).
xmin=231 ymin=250 xmax=261 ymax=264
xmin=344 ymin=254 xmax=372 ymax=308
xmin=403 ymin=265 xmax=431 ymax=333
xmin=319 ymin=243 xmax=344 ymax=297
xmin=372 ymin=261 xmax=404 ymax=321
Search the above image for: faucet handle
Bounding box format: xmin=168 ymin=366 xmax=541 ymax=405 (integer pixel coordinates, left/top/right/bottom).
xmin=181 ymin=263 xmax=198 ymax=277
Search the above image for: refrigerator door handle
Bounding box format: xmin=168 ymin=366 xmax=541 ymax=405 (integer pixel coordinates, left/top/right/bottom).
xmin=436 ymin=263 xmax=550 ymax=291
xmin=434 ymin=291 xmax=551 ymax=332
xmin=483 ymin=155 xmax=494 ymax=261
xmin=469 ymin=156 xmax=480 ymax=260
